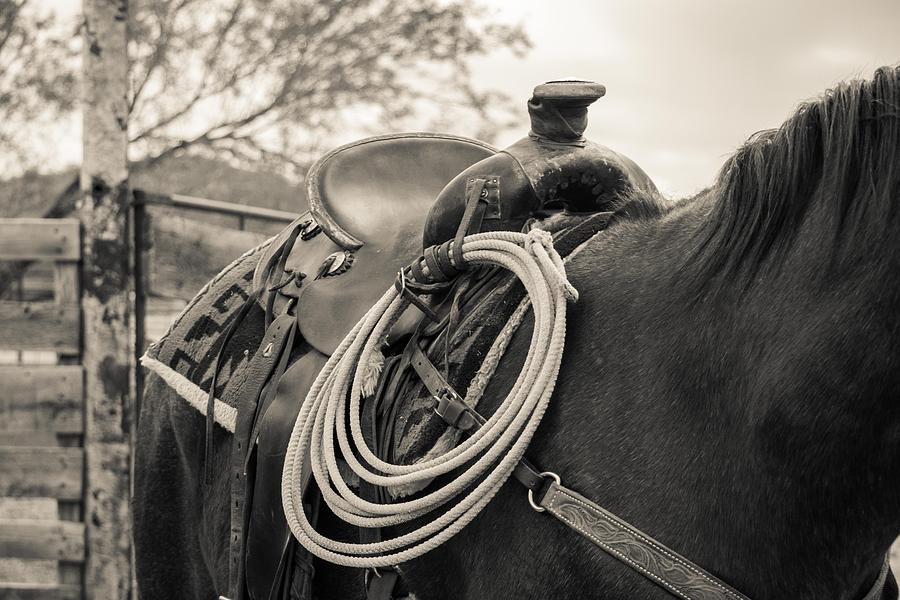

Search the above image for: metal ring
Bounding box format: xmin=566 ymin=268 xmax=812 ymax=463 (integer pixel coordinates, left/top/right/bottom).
xmin=527 ymin=471 xmax=561 ymax=513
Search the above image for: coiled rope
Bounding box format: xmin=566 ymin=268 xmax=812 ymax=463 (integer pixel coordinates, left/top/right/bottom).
xmin=281 ymin=228 xmax=578 ymax=568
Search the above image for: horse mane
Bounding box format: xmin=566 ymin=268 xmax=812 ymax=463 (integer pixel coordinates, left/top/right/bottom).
xmin=688 ymin=65 xmax=900 ymax=284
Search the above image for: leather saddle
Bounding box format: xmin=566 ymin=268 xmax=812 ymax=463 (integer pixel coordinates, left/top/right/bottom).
xmin=231 ymin=80 xmax=658 ymax=600
xmin=253 ymin=133 xmax=496 ymax=355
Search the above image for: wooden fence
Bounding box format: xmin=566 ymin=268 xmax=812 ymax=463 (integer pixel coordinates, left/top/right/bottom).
xmin=0 ymin=218 xmax=84 ymax=599
xmin=0 ymin=199 xmax=292 ymax=599
xmin=135 ymin=192 xmax=292 ymax=344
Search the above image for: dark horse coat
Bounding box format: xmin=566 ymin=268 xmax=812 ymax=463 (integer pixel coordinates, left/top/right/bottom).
xmin=135 ymin=67 xmax=900 ymax=599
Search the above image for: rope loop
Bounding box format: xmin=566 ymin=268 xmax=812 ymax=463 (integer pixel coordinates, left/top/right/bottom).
xmin=526 ymin=228 xmax=579 ymax=302
xmin=281 ymin=229 xmax=576 ymax=568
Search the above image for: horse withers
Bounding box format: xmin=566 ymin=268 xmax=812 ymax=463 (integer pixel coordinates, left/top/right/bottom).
xmin=134 ymin=68 xmax=900 ymax=599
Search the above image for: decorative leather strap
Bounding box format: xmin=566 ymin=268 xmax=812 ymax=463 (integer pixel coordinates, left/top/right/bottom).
xmin=539 ymin=481 xmax=749 ymax=600
xmin=539 ymin=482 xmax=893 ymax=600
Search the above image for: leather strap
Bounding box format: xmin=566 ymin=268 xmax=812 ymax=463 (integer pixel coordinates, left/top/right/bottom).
xmin=395 ymin=269 xmax=440 ymax=322
xmin=366 ymin=569 xmax=400 ymax=600
xmin=539 ymin=481 xmax=749 ymax=600
xmin=540 ymin=481 xmax=892 ymax=600
xmin=423 ymin=245 xmax=452 ymax=282
xmin=407 ymin=340 xmax=549 ymax=495
xmin=264 ymin=225 xmax=303 ymax=328
xmin=409 ymin=342 xmax=479 ymax=432
xmin=451 ymin=177 xmax=494 ymax=269
xmin=205 ymin=288 xmax=261 ymax=484
xmin=227 ymin=313 xmax=298 ymax=599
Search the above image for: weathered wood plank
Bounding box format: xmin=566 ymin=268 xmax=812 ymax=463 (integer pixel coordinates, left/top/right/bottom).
xmin=0 ymin=582 xmax=82 ymax=600
xmin=54 ymin=262 xmax=80 ymax=362
xmin=148 ymin=212 xmax=269 ymax=298
xmin=0 ymin=448 xmax=83 ymax=500
xmin=0 ymin=219 xmax=80 ymax=261
xmin=0 ymin=519 xmax=84 ymax=561
xmin=0 ymin=366 xmax=83 ymax=433
xmin=0 ymin=431 xmax=66 ymax=446
xmin=57 ymin=428 xmax=83 ymax=589
xmin=53 ymin=263 xmax=79 ymax=306
xmin=0 ymin=302 xmax=79 ymax=353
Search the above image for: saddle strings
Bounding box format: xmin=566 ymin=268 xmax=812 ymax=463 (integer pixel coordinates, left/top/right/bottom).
xmin=281 ymin=229 xmax=577 ymax=568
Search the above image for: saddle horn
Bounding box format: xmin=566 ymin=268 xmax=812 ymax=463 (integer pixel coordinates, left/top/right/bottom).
xmin=423 ymin=79 xmax=657 ymax=249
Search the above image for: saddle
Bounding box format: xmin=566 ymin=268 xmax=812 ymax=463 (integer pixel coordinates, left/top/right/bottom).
xmin=223 ymin=80 xmax=658 ymax=600
xmin=253 ymin=133 xmax=496 ymax=355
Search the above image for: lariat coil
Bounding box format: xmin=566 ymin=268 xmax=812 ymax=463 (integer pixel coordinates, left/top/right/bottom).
xmin=281 ymin=229 xmax=577 ymax=568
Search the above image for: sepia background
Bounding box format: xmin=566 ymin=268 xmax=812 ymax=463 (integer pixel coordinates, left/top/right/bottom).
xmin=0 ymin=0 xmax=898 ymax=597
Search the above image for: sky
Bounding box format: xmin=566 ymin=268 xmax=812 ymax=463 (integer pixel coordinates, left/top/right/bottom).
xmin=471 ymin=0 xmax=900 ymax=197
xmin=40 ymin=0 xmax=900 ymax=198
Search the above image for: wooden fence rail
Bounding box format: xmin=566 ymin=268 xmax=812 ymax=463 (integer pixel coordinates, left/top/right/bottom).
xmin=0 ymin=218 xmax=84 ymax=600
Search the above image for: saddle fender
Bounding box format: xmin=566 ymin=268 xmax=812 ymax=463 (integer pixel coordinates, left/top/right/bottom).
xmin=244 ymin=348 xmax=328 ymax=600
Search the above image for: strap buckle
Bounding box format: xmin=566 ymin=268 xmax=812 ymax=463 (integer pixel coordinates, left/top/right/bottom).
xmin=527 ymin=471 xmax=561 ymax=513
xmin=433 ymin=388 xmax=478 ymax=431
xmin=395 ymin=268 xmax=440 ymax=322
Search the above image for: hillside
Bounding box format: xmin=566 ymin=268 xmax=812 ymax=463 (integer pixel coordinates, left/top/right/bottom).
xmin=0 ymin=170 xmax=78 ymax=218
xmin=132 ymin=155 xmax=305 ymax=213
xmin=0 ymin=154 xmax=306 ymax=219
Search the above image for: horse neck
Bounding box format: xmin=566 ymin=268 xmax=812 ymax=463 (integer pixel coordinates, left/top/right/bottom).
xmin=551 ymin=198 xmax=900 ymax=598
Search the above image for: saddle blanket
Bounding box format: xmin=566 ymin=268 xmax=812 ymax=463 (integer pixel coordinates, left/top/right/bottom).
xmin=141 ymin=238 xmax=275 ymax=432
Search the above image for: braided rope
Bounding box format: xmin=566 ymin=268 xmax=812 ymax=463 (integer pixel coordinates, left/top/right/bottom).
xmin=281 ymin=229 xmax=577 ymax=568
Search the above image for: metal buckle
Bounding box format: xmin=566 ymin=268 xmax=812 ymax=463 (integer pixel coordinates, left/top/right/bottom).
xmin=299 ymin=219 xmax=321 ymax=240
xmin=527 ymin=471 xmax=561 ymax=513
xmin=433 ymin=389 xmax=474 ymax=430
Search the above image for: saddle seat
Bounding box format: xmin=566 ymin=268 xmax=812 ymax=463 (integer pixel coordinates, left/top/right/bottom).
xmin=253 ymin=133 xmax=496 ymax=355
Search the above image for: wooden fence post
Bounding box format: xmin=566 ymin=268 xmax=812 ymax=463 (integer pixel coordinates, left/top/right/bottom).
xmin=81 ymin=0 xmax=133 ymax=598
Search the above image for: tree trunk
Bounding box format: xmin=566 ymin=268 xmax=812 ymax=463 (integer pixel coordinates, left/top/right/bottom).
xmin=80 ymin=0 xmax=133 ymax=598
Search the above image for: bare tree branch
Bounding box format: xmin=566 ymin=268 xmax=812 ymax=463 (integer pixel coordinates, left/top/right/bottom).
xmin=0 ymin=1 xmax=78 ymax=173
xmin=127 ymin=0 xmax=530 ymax=175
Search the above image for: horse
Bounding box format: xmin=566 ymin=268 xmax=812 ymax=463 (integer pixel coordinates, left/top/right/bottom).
xmin=134 ymin=66 xmax=900 ymax=599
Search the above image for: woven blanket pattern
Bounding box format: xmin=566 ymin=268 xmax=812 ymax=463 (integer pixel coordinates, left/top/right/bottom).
xmin=143 ymin=241 xmax=271 ymax=413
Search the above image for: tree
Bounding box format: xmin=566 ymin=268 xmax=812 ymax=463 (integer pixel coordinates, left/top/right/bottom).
xmin=128 ymin=0 xmax=529 ymax=177
xmin=0 ymin=0 xmax=78 ymax=174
